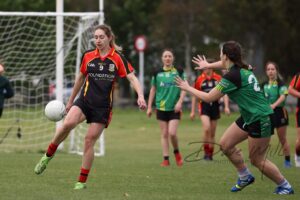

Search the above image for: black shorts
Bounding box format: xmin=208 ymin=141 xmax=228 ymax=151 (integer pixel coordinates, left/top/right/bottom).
xmin=73 ymin=97 xmax=112 ymax=128
xmin=270 ymin=107 xmax=289 ymax=128
xmin=156 ymin=110 xmax=181 ymax=122
xmin=235 ymin=115 xmax=274 ymax=138
xmin=199 ymin=102 xmax=220 ymax=120
xmin=297 ymin=107 xmax=300 ymax=127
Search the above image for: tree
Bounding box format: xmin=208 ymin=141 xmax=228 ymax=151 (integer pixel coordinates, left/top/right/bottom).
xmin=153 ymin=0 xmax=210 ymax=80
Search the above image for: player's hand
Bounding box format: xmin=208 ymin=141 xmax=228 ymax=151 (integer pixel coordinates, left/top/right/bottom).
xmin=147 ymin=108 xmax=152 ymax=117
xmin=65 ymin=101 xmax=73 ymax=113
xmin=270 ymin=104 xmax=276 ymax=110
xmin=137 ymin=96 xmax=147 ymax=110
xmin=224 ymin=107 xmax=231 ymax=116
xmin=192 ymin=55 xmax=209 ymax=70
xmin=175 ymin=76 xmax=190 ymax=92
xmin=174 ymin=102 xmax=182 ymax=113
xmin=190 ymin=112 xmax=195 ymax=121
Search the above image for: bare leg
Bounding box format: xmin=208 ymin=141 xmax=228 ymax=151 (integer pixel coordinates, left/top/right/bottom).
xmin=296 ymin=128 xmax=300 ymax=155
xmin=294 ymin=127 xmax=300 ymax=167
xmin=158 ymin=120 xmax=169 ymax=157
xmin=248 ymin=137 xmax=285 ymax=184
xmin=276 ymin=126 xmax=290 ymax=157
xmin=52 ymin=106 xmax=86 ymax=145
xmin=81 ymin=123 xmax=105 ymax=169
xmin=168 ymin=119 xmax=179 ymax=149
xmin=210 ymin=119 xmax=218 ymax=156
xmin=200 ymin=115 xmax=211 ymax=144
xmin=219 ymin=122 xmax=248 ymax=171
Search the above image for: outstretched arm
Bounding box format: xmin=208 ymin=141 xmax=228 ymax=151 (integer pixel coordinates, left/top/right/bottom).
xmin=127 ymin=72 xmax=147 ymax=110
xmin=192 ymin=55 xmax=224 ymax=70
xmin=175 ymin=76 xmax=224 ymax=103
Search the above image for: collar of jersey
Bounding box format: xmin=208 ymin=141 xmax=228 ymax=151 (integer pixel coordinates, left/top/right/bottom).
xmin=94 ymin=47 xmax=115 ymax=60
xmin=268 ymin=79 xmax=278 ymax=85
xmin=201 ymin=72 xmax=215 ymax=80
xmin=163 ymin=66 xmax=175 ymax=72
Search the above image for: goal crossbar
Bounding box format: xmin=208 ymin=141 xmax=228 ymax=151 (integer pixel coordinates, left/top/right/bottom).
xmin=0 ymin=12 xmax=101 ymax=17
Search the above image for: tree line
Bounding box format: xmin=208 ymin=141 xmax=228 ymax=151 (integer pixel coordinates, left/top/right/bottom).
xmin=1 ymin=0 xmax=299 ymax=83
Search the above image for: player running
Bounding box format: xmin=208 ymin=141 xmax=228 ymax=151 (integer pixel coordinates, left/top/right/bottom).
xmin=147 ymin=49 xmax=185 ymax=167
xmin=34 ymin=24 xmax=146 ymax=189
xmin=175 ymin=41 xmax=294 ymax=195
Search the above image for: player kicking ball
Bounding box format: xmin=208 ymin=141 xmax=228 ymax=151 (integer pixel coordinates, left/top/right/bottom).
xmin=34 ymin=24 xmax=146 ymax=190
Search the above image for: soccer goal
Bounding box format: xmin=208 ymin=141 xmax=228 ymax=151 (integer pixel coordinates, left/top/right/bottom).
xmin=0 ymin=12 xmax=104 ymax=156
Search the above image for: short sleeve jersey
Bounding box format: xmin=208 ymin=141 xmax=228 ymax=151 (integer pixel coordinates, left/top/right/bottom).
xmin=79 ymin=47 xmax=134 ymax=108
xmin=194 ymin=72 xmax=221 ymax=108
xmin=151 ymin=66 xmax=186 ymax=111
xmin=263 ymin=80 xmax=288 ymax=107
xmin=216 ymin=65 xmax=273 ymax=124
xmin=289 ymin=73 xmax=300 ymax=107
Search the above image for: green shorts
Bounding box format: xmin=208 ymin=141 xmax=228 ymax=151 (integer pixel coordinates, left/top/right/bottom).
xmin=235 ymin=115 xmax=274 ymax=138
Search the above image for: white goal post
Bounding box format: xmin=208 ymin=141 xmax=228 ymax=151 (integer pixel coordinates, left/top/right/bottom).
xmin=0 ymin=11 xmax=105 ymax=156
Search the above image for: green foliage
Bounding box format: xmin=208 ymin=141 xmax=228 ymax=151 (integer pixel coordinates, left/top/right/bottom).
xmin=1 ymin=0 xmax=300 ymax=88
xmin=0 ymin=0 xmax=55 ymax=11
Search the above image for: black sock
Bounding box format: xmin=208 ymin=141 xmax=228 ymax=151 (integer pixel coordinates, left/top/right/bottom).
xmin=285 ymin=156 xmax=290 ymax=162
xmin=173 ymin=149 xmax=179 ymax=154
xmin=164 ymin=156 xmax=169 ymax=161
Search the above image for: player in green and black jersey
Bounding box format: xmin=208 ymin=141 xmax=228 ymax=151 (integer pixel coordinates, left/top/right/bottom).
xmin=176 ymin=41 xmax=294 ymax=195
xmin=147 ymin=49 xmax=186 ymax=167
xmin=262 ymin=61 xmax=291 ymax=167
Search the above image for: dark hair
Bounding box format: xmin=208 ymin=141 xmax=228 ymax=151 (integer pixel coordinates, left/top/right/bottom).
xmin=222 ymin=41 xmax=248 ymax=69
xmin=94 ymin=24 xmax=122 ymax=51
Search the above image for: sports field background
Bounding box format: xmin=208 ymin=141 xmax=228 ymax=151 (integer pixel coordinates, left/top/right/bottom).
xmin=0 ymin=108 xmax=299 ymax=200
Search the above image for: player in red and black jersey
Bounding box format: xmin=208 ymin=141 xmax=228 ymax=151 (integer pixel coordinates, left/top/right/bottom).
xmin=190 ymin=68 xmax=230 ymax=160
xmin=34 ymin=24 xmax=147 ymax=189
xmin=288 ymin=73 xmax=300 ymax=167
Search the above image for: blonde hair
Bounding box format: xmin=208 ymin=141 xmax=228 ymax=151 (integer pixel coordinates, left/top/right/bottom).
xmin=94 ymin=24 xmax=122 ymax=51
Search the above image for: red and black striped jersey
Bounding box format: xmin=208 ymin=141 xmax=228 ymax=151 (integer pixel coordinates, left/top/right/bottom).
xmin=194 ymin=72 xmax=221 ymax=108
xmin=79 ymin=47 xmax=134 ymax=108
xmin=289 ymin=73 xmax=300 ymax=107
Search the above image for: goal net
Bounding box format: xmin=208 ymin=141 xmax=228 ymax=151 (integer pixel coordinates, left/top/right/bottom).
xmin=0 ymin=12 xmax=104 ymax=156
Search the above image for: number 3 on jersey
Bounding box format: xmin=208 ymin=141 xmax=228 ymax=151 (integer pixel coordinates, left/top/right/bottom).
xmin=248 ymin=74 xmax=260 ymax=92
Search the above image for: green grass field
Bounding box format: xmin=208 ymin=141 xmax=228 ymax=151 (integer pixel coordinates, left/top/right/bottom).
xmin=0 ymin=108 xmax=299 ymax=200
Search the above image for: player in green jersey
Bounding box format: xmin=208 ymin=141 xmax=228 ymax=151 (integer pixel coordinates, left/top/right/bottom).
xmin=263 ymin=61 xmax=291 ymax=168
xmin=147 ymin=49 xmax=186 ymax=167
xmin=175 ymin=41 xmax=294 ymax=195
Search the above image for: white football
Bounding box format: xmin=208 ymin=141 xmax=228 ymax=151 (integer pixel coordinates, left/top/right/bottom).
xmin=45 ymin=100 xmax=66 ymax=122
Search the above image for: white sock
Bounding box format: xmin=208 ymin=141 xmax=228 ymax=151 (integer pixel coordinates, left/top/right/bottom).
xmin=238 ymin=168 xmax=251 ymax=180
xmin=278 ymin=179 xmax=291 ymax=189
